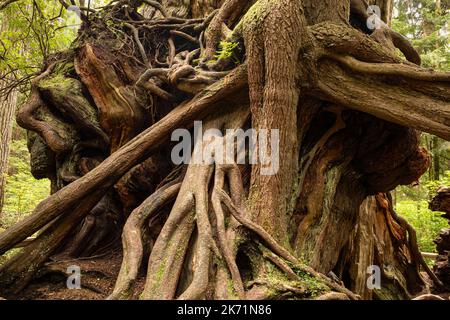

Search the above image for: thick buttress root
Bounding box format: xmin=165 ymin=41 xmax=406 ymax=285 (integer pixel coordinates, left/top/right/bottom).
xmin=110 ymin=109 xmax=359 ymax=300
xmin=111 ymin=162 xmax=359 ymax=299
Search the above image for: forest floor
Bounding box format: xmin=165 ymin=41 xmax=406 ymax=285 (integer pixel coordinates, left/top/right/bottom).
xmin=7 ymin=249 xmax=144 ymax=300
xmin=6 ymin=248 xmax=450 ymax=300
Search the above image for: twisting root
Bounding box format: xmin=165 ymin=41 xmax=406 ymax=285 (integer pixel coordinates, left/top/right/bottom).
xmin=0 ymin=189 xmax=104 ymax=293
xmin=124 ymin=22 xmax=149 ymax=66
xmin=170 ymin=30 xmax=198 ymax=43
xmin=326 ymin=54 xmax=450 ymax=82
xmin=385 ymin=193 xmax=444 ymax=289
xmin=220 ymin=190 xmax=360 ymax=300
xmin=177 ymin=165 xmax=215 ymax=300
xmin=9 ymin=0 xmax=437 ymax=300
xmin=350 ymin=0 xmax=421 ymax=65
xmin=131 ymin=119 xmax=359 ymax=300
xmin=167 ymin=37 xmax=176 ymax=67
xmin=141 ymin=161 xmax=216 ymax=299
xmin=141 ymin=0 xmax=168 ymax=18
xmin=211 ymin=165 xmax=245 ymax=299
xmin=16 ymin=63 xmax=71 ymax=154
xmin=219 ymin=191 xmax=298 ymax=265
xmin=142 ymin=191 xmax=195 ymax=299
xmin=262 ymin=250 xmax=301 ymax=281
xmin=202 ymin=0 xmax=248 ymax=61
xmin=109 ymin=182 xmax=181 ymax=300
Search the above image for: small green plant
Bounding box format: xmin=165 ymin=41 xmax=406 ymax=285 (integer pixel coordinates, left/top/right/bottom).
xmin=395 ymin=199 xmax=448 ymax=253
xmin=215 ymin=41 xmax=240 ymax=62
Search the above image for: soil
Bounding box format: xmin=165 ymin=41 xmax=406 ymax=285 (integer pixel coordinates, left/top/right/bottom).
xmin=7 ymin=254 xmax=450 ymax=300
xmin=8 ymin=249 xmax=145 ymax=300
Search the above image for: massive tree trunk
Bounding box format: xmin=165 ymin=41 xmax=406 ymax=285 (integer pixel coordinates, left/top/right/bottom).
xmin=0 ymin=0 xmax=449 ymax=300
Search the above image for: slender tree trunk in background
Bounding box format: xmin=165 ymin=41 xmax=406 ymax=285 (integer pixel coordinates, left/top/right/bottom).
xmin=0 ymin=14 xmax=19 ymax=220
xmin=436 ymin=0 xmax=441 ymax=14
xmin=0 ymin=83 xmax=17 ymax=220
xmin=432 ymin=136 xmax=441 ymax=180
xmin=430 ymin=188 xmax=450 ymax=290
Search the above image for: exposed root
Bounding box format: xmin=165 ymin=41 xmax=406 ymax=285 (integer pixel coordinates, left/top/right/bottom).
xmin=202 ymin=0 xmax=248 ymax=61
xmin=141 ymin=172 xmax=198 ymax=299
xmin=137 ymin=50 xmax=232 ymax=95
xmin=211 ymin=165 xmax=245 ymax=299
xmin=0 ymin=189 xmax=104 ymax=293
xmin=325 ymin=54 xmax=450 ymax=82
xmin=177 ymin=165 xmax=215 ymax=300
xmin=109 ymin=182 xmax=181 ymax=299
xmin=220 ymin=191 xmax=298 ymax=265
xmin=316 ymin=292 xmax=351 ymax=300
xmin=141 ymin=0 xmax=168 ymax=18
xmin=16 ymin=63 xmax=71 ymax=154
xmin=413 ymin=294 xmax=446 ymax=300
xmin=350 ymin=0 xmax=421 ymax=65
xmin=0 ymin=64 xmax=247 ymax=257
xmin=220 ymin=190 xmax=360 ymax=300
xmin=4 ymin=0 xmax=450 ymax=301
xmin=124 ymin=22 xmax=150 ymax=66
xmin=385 ymin=193 xmax=444 ymax=289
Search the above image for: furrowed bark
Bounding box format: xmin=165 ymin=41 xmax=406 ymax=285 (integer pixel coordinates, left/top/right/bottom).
xmin=0 ymin=83 xmax=17 ymax=216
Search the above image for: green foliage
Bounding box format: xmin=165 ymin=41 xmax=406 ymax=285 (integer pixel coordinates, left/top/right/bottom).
xmin=392 ymin=0 xmax=450 ymax=254
xmin=2 ymin=137 xmax=50 ymax=228
xmin=0 ymin=0 xmax=80 ymax=88
xmin=392 ymin=0 xmax=449 ymax=71
xmin=395 ymin=199 xmax=448 ymax=253
xmin=424 ymin=170 xmax=450 ymax=194
xmin=395 ymin=168 xmax=450 ymax=254
xmin=215 ymin=41 xmax=240 ymax=63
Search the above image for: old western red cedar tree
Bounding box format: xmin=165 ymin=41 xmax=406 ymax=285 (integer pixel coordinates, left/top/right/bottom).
xmin=0 ymin=0 xmax=449 ymax=300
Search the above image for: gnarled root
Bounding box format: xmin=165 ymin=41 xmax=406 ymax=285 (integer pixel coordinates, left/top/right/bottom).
xmin=109 ymin=108 xmax=359 ymax=300
xmin=16 ymin=63 xmax=73 ymax=154
xmin=109 ymin=181 xmax=182 ymax=299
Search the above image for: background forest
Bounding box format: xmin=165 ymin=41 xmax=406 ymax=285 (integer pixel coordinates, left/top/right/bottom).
xmin=0 ymin=0 xmax=449 ymax=255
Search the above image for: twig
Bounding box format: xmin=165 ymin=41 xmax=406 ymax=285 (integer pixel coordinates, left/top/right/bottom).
xmin=124 ymin=22 xmax=149 ymax=66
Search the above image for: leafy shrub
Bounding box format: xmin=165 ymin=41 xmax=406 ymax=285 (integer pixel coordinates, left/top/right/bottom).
xmin=2 ymin=139 xmax=50 ymax=228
